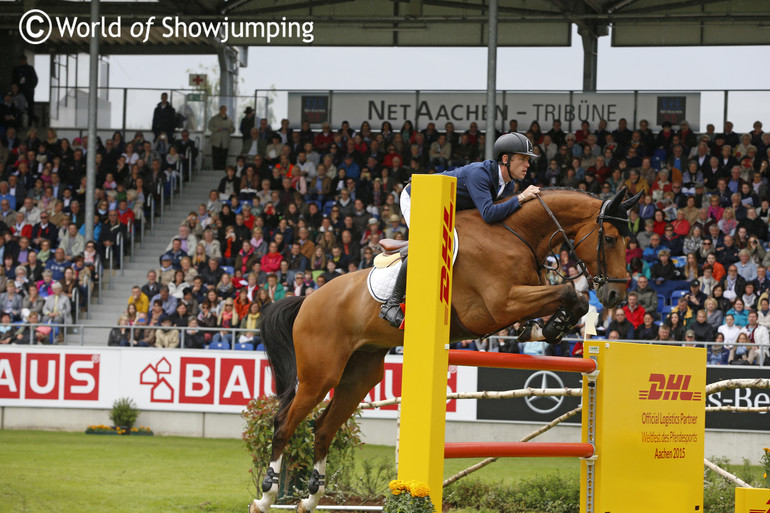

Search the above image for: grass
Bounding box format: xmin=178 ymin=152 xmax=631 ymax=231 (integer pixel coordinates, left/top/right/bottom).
xmin=0 ymin=430 xmax=583 ymax=512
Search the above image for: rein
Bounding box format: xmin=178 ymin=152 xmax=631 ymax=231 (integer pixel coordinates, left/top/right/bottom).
xmin=501 ymin=193 xmax=627 ymax=290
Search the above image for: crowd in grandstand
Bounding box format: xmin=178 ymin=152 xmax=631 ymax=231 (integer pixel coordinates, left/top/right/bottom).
xmin=0 ymin=80 xmax=768 ymax=364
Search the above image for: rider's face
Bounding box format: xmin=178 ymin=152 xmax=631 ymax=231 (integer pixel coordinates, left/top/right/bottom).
xmin=506 ymin=154 xmax=530 ymax=181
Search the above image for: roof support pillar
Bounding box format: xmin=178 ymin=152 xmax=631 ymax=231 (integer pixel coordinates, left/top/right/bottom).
xmin=217 ymin=45 xmax=238 ymax=115
xmin=85 ymin=0 xmax=99 ymax=242
xmin=580 ymin=26 xmax=598 ymax=92
xmin=484 ymin=0 xmax=498 ymax=160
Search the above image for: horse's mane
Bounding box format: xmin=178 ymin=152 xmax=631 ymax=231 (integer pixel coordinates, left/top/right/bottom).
xmin=538 ymin=187 xmax=601 ymax=201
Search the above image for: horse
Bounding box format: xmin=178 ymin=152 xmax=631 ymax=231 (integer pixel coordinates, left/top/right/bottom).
xmin=250 ymin=186 xmax=642 ymax=513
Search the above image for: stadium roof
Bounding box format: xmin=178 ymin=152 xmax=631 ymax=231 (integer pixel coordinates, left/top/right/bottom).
xmin=4 ymin=0 xmax=770 ymax=52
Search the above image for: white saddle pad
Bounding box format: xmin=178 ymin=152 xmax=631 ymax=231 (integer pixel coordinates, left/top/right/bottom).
xmin=367 ymin=229 xmax=459 ymax=303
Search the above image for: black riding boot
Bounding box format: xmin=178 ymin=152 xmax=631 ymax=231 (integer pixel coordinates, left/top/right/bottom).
xmin=379 ymin=257 xmax=408 ymax=328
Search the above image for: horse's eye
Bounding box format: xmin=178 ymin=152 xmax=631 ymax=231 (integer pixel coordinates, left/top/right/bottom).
xmin=604 ymin=236 xmax=616 ymax=245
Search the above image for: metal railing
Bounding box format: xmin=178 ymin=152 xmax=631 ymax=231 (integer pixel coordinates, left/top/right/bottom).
xmin=2 ymin=321 xmax=262 ymax=350
xmin=484 ymin=335 xmax=768 ymax=366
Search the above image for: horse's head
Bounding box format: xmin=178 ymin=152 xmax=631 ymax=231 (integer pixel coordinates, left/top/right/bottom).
xmin=574 ymin=187 xmax=642 ymax=309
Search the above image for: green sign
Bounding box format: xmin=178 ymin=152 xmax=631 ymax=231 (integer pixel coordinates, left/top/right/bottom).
xmin=187 ymin=93 xmax=203 ymax=102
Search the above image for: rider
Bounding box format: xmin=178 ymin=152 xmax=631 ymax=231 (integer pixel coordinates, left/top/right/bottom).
xmin=379 ymin=132 xmax=541 ymax=328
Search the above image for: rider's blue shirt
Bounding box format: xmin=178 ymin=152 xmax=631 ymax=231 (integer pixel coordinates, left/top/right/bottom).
xmin=441 ymin=160 xmax=520 ymax=224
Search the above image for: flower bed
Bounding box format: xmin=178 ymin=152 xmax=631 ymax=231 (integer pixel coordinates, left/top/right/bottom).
xmin=85 ymin=425 xmax=154 ymax=436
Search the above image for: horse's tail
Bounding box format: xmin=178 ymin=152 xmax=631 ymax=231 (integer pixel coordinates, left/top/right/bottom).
xmin=260 ymin=295 xmax=307 ymax=416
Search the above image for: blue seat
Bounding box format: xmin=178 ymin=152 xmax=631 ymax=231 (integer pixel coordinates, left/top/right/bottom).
xmin=657 ymin=295 xmax=665 ymax=311
xmin=322 ymin=200 xmax=336 ymax=215
xmin=659 ymin=305 xmax=674 ymax=318
xmin=221 ymin=265 xmax=234 ymax=275
xmin=234 ymin=343 xmax=254 ymax=351
xmin=208 ymin=341 xmax=230 ymax=350
xmin=670 ymin=290 xmax=688 ymax=303
xmin=255 ymin=343 xmax=266 ymax=351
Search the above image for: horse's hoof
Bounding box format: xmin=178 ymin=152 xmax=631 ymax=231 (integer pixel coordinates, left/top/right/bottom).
xmin=249 ymin=499 xmax=269 ymax=513
xmin=297 ymin=496 xmax=320 ymax=513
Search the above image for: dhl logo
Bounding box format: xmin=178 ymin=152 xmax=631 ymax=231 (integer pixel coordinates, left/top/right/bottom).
xmin=638 ymin=373 xmax=702 ymax=401
xmin=439 ymin=188 xmax=455 ymax=326
xmin=749 ymin=499 xmax=770 ymax=513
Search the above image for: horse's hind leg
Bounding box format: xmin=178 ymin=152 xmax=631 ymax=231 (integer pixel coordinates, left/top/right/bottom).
xmin=297 ymin=348 xmax=390 ymax=513
xmin=250 ymin=381 xmax=336 ymax=513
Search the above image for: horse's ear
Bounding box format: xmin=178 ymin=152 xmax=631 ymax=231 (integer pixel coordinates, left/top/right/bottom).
xmin=621 ymin=190 xmax=644 ymax=211
xmin=607 ymin=187 xmax=627 ymax=212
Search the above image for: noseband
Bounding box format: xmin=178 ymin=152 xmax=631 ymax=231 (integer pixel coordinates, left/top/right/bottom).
xmin=502 ymin=194 xmax=627 ymax=290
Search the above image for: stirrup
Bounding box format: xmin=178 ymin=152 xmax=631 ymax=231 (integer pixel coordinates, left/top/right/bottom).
xmin=379 ymin=302 xmax=406 ymax=329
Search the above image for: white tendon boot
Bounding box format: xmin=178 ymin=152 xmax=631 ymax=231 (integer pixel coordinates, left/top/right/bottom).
xmin=297 ymin=458 xmax=326 ymax=513
xmin=250 ymin=456 xmax=282 ymax=513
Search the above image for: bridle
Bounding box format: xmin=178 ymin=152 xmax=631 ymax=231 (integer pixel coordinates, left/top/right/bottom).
xmin=502 ymin=194 xmax=628 ymax=291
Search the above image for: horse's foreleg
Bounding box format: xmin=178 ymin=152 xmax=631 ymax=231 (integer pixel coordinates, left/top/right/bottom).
xmin=297 ymin=349 xmax=389 ymax=513
xmin=251 ymin=382 xmax=335 ymax=513
xmin=505 ymin=284 xmax=588 ymax=342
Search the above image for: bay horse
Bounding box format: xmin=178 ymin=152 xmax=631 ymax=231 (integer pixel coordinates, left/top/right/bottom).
xmin=250 ymin=187 xmax=641 ymax=513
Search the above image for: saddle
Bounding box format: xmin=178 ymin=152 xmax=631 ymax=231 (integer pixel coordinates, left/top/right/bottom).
xmin=374 ymin=239 xmax=408 ymax=268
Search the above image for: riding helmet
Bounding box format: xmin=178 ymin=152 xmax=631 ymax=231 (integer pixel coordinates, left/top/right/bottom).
xmin=493 ymin=132 xmax=539 ymax=161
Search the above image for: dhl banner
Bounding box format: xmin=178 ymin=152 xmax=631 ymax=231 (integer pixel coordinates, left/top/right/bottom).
xmin=581 ymin=342 xmax=706 ymax=513
xmin=0 ymin=346 xmax=476 ymax=419
xmin=735 ymin=488 xmax=770 ymax=513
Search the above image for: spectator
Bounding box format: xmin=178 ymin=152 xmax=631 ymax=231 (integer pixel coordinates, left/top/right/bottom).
xmin=141 ymin=270 xmax=161 ymax=300
xmin=154 ymin=316 xmax=179 ymax=349
xmin=168 ymin=270 xmax=188 ymax=299
xmin=59 ymin=223 xmax=85 ymax=260
xmin=758 ymin=297 xmax=770 ymax=331
xmin=22 ymin=283 xmax=44 ymax=316
xmin=261 ymin=241 xmax=283 ymax=273
xmin=718 ymin=313 xmax=741 ymax=346
xmin=632 ymin=276 xmax=656 ymax=312
xmin=607 ymin=308 xmax=634 ymax=340
xmin=98 ymin=209 xmax=125 ymax=263
xmin=691 ymin=309 xmax=715 ymax=342
xmin=201 ymin=229 xmax=222 ymax=260
xmin=108 ymin=315 xmax=133 ymax=347
xmin=634 ymin=312 xmax=658 ymax=341
xmin=150 ymin=285 xmax=178 ymax=317
xmin=42 ymin=281 xmax=71 ymax=329
xmin=157 ymin=254 xmax=176 ymax=285
xmin=622 ymin=292 xmax=645 ymax=328
xmin=707 ymin=333 xmax=730 ymax=365
xmin=239 ymin=302 xmax=262 ymax=347
xmin=128 ymin=285 xmax=149 ymax=314
xmin=151 ymin=92 xmax=176 ymax=141
xmin=665 ymin=310 xmax=688 ymax=341
xmin=162 ymin=238 xmax=188 ymax=270
xmin=208 ymin=106 xmax=235 ymax=170
xmin=720 ymin=265 xmax=746 ymax=302
xmin=212 ymin=297 xmax=238 ymax=348
xmin=656 ymin=324 xmax=674 ymax=342
xmin=262 ymin=273 xmax=285 ymax=301
xmin=735 ymin=249 xmax=758 ymax=282
xmin=0 ymin=281 xmax=23 ymax=321
xmin=727 ymin=298 xmax=749 ymax=327
xmin=45 ymin=248 xmax=70 ymax=281
xmin=200 ymin=257 xmax=224 ymax=286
